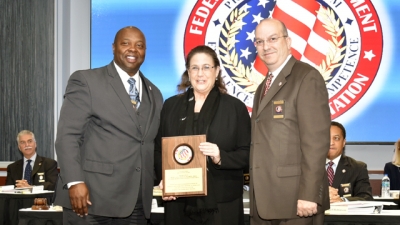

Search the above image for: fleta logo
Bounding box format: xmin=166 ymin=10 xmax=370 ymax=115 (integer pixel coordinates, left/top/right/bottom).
xmin=183 ymin=0 xmax=383 ymax=119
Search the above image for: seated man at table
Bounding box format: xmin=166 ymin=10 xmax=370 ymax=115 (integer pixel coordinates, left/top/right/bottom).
xmin=327 ymin=121 xmax=373 ymax=202
xmin=5 ymin=130 xmax=58 ymax=190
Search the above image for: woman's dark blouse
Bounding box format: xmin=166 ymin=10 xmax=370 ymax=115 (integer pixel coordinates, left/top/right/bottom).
xmin=384 ymin=162 xmax=400 ymax=190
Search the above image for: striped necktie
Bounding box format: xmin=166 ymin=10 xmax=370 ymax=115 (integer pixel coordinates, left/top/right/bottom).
xmin=327 ymin=161 xmax=334 ymax=186
xmin=262 ymin=72 xmax=274 ymax=99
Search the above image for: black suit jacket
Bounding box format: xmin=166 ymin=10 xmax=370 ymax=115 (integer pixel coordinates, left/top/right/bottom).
xmin=5 ymin=154 xmax=58 ymax=190
xmin=332 ymin=155 xmax=373 ymax=201
xmin=155 ymin=93 xmax=251 ymax=202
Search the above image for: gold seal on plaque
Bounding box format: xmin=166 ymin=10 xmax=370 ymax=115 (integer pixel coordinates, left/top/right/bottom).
xmin=174 ymin=145 xmax=193 ymax=165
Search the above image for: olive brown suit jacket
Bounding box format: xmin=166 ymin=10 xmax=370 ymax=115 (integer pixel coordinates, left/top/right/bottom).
xmin=250 ymin=56 xmax=331 ymax=220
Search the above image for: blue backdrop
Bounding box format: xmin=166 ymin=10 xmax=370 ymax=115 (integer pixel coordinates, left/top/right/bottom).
xmin=91 ymin=0 xmax=400 ymax=143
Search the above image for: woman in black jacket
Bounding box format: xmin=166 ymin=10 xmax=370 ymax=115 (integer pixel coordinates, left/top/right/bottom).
xmin=155 ymin=45 xmax=250 ymax=225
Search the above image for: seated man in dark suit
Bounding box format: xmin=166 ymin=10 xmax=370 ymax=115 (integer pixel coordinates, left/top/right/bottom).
xmin=327 ymin=121 xmax=373 ymax=202
xmin=5 ymin=130 xmax=58 ymax=190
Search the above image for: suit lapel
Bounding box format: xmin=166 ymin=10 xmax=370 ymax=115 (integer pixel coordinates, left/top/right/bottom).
xmin=32 ymin=155 xmax=42 ymax=176
xmin=256 ymin=56 xmax=296 ymax=117
xmin=106 ymin=63 xmax=142 ymax=134
xmin=15 ymin=159 xmax=24 ymax=179
xmin=333 ymin=156 xmax=348 ymax=187
xmin=140 ymin=73 xmax=156 ymax=138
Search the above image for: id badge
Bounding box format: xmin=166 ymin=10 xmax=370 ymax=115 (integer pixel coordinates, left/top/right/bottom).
xmin=273 ymin=100 xmax=285 ymax=119
xmin=340 ymin=183 xmax=352 ymax=198
xmin=37 ymin=172 xmax=45 ymax=183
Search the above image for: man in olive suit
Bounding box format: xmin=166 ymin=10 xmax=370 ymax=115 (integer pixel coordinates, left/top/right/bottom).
xmin=250 ymin=19 xmax=331 ymax=225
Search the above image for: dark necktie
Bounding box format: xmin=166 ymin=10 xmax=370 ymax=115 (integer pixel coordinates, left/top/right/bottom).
xmin=24 ymin=159 xmax=32 ymax=185
xmin=327 ymin=161 xmax=334 ymax=186
xmin=262 ymin=72 xmax=274 ymax=99
xmin=128 ymin=78 xmax=140 ymax=109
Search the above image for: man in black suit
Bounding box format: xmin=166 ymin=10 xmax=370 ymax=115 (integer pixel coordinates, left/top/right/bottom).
xmin=5 ymin=130 xmax=58 ymax=190
xmin=55 ymin=26 xmax=163 ymax=225
xmin=327 ymin=121 xmax=373 ymax=202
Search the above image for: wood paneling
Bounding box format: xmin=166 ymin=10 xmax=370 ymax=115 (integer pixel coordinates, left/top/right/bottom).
xmin=0 ymin=0 xmax=54 ymax=161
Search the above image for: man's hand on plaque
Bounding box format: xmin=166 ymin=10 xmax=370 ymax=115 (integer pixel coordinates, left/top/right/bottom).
xmin=159 ymin=180 xmax=177 ymax=201
xmin=199 ymin=142 xmax=221 ymax=165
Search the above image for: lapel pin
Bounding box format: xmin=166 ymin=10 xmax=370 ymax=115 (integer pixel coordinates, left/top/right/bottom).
xmin=342 ymin=169 xmax=346 ymax=173
xmin=279 ymin=82 xmax=282 ymax=86
xmin=149 ymin=86 xmax=152 ymax=90
xmin=39 ymin=163 xmax=42 ymax=166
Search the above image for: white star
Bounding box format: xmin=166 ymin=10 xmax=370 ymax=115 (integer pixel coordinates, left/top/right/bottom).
xmin=269 ymin=10 xmax=274 ymax=18
xmin=258 ymin=0 xmax=270 ymax=8
xmin=252 ymin=13 xmax=264 ymax=24
xmin=239 ymin=3 xmax=252 ymax=13
xmin=364 ymin=50 xmax=375 ymax=61
xmin=246 ymin=30 xmax=256 ymax=42
xmin=237 ymin=20 xmax=247 ymax=30
xmin=240 ymin=47 xmax=252 ymax=60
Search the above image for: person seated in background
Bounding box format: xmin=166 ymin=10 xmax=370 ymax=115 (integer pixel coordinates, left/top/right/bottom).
xmin=326 ymin=121 xmax=373 ymax=202
xmin=384 ymin=139 xmax=400 ymax=190
xmin=5 ymin=130 xmax=58 ymax=190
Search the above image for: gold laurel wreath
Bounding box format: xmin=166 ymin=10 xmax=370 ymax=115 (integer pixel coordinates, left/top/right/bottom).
xmin=316 ymin=7 xmax=346 ymax=82
xmin=218 ymin=7 xmax=264 ymax=94
xmin=219 ymin=6 xmax=345 ymax=92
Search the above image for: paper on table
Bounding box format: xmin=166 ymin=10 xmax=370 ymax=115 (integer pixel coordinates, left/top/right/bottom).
xmin=0 ymin=185 xmax=15 ymax=192
xmin=327 ymin=201 xmax=384 ymax=214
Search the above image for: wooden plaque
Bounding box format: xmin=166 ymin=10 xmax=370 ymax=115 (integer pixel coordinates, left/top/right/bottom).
xmin=162 ymin=135 xmax=207 ymax=197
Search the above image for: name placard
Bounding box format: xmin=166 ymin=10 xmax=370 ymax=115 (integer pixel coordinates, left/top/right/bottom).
xmin=31 ymin=185 xmax=44 ymax=193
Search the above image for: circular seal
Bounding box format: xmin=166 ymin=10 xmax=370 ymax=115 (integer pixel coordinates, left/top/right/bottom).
xmin=183 ymin=0 xmax=383 ymax=119
xmin=174 ymin=144 xmax=194 ymax=165
xmin=275 ymin=105 xmax=282 ymax=113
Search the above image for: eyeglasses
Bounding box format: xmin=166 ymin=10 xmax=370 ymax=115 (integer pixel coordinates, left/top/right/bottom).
xmin=188 ymin=65 xmax=215 ymax=73
xmin=254 ymin=36 xmax=287 ymax=46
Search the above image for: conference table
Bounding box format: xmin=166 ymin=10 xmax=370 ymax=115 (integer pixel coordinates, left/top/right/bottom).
xmin=18 ymin=208 xmax=62 ymax=225
xmin=149 ymin=192 xmax=400 ymax=225
xmin=18 ymin=208 xmax=400 ymax=225
xmin=15 ymin=192 xmax=400 ymax=225
xmin=324 ymin=210 xmax=400 ymax=225
xmin=0 ymin=191 xmax=54 ymax=225
xmin=149 ymin=208 xmax=400 ymax=225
